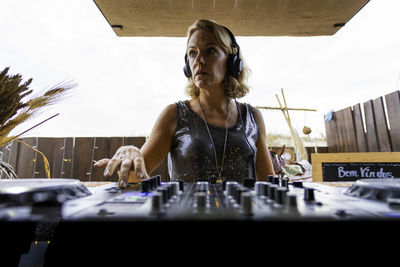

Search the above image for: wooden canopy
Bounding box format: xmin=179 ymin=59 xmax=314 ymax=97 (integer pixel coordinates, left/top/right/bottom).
xmin=93 ymin=0 xmax=370 ymax=37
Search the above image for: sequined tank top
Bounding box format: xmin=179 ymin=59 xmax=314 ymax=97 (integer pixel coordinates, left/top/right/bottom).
xmin=168 ymin=100 xmax=259 ymax=183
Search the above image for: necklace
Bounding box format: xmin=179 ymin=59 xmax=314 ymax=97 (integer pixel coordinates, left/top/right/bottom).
xmin=198 ymin=98 xmax=229 ymax=180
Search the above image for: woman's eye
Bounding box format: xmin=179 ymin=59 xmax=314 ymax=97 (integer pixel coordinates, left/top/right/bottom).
xmin=207 ymin=47 xmax=216 ymax=54
xmin=188 ymin=51 xmax=196 ymax=58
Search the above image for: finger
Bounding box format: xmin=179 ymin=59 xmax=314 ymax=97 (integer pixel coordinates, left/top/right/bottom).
xmin=93 ymin=158 xmax=110 ymax=168
xmin=104 ymin=158 xmax=121 ymax=177
xmin=133 ymin=157 xmax=149 ymax=179
xmin=118 ymin=159 xmax=133 ymax=188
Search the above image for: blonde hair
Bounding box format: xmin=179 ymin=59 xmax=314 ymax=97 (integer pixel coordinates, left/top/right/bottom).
xmin=185 ymin=19 xmax=250 ymax=99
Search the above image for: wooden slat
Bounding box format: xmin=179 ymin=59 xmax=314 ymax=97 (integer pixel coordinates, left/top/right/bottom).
xmin=352 ymin=104 xmax=368 ymax=152
xmin=51 ymin=138 xmax=67 ymax=178
xmin=385 ymin=91 xmax=400 ymax=151
xmin=123 ymin=136 xmax=146 ymax=148
xmin=109 ymin=137 xmax=124 ymax=157
xmin=73 ymin=137 xmax=94 ymax=181
xmin=34 ymin=138 xmax=65 ymax=178
xmin=61 ymin=137 xmax=74 ymax=178
xmin=324 ymin=114 xmax=340 ymax=153
xmin=342 ymin=107 xmax=358 ymax=152
xmin=15 ymin=137 xmax=37 ymax=178
xmin=363 ymin=100 xmax=379 ymax=152
xmin=372 ymin=96 xmax=392 ymax=152
xmin=91 ymin=137 xmax=111 ymax=181
xmin=334 ymin=109 xmax=348 ymax=152
xmin=107 ymin=137 xmax=124 ymax=181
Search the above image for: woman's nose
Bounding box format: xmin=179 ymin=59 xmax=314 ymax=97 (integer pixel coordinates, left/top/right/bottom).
xmin=194 ymin=52 xmax=205 ymax=65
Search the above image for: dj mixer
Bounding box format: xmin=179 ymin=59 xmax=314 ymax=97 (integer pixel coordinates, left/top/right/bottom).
xmin=1 ymin=176 xmax=400 ymax=265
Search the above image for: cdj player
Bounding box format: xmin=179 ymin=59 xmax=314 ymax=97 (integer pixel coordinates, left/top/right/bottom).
xmin=1 ymin=176 xmax=400 ymax=265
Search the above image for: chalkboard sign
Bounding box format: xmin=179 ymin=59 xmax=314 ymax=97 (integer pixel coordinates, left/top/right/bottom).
xmin=322 ymin=162 xmax=400 ymax=182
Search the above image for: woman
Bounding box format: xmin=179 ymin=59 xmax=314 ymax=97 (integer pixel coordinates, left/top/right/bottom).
xmin=94 ymin=19 xmax=274 ymax=188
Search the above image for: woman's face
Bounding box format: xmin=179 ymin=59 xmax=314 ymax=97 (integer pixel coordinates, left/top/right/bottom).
xmin=187 ymin=29 xmax=227 ymax=92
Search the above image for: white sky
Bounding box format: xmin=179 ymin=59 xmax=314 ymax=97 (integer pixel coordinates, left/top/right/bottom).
xmin=1 ymin=0 xmax=399 ymax=140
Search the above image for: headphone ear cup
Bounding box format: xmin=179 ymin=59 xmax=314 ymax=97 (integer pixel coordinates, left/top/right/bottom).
xmin=183 ymin=55 xmax=192 ymax=78
xmin=227 ymin=53 xmax=243 ymax=79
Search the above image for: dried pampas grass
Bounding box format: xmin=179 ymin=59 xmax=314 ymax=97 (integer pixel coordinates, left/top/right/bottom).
xmin=0 ymin=66 xmax=76 ymax=148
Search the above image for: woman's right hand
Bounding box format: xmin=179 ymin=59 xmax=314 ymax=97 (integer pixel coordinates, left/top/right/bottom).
xmin=94 ymin=145 xmax=149 ymax=188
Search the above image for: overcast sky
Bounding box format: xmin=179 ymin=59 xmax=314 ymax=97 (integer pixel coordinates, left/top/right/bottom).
xmin=1 ymin=0 xmax=399 ymax=140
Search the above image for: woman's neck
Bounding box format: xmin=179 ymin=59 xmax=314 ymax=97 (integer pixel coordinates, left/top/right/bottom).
xmin=198 ymin=88 xmax=230 ymax=114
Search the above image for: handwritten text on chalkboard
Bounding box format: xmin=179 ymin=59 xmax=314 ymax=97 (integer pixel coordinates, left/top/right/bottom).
xmin=322 ymin=163 xmax=400 ymax=181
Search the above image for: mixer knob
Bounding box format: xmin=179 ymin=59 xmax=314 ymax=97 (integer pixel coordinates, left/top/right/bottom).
xmin=268 ymin=184 xmax=278 ymax=201
xmin=169 ymin=182 xmax=180 ymax=196
xmin=240 ymin=192 xmax=253 ymax=216
xmin=177 ymin=180 xmax=184 ymax=191
xmin=255 ymin=182 xmax=267 ymax=196
xmin=275 ymin=187 xmax=288 ymax=205
xmin=243 ymin=178 xmax=255 ymax=189
xmin=286 ymin=193 xmax=298 ymax=210
xmin=281 ymin=177 xmax=289 ymax=189
xmin=157 ymin=187 xmax=168 ymax=204
xmin=225 ymin=181 xmax=237 ymax=196
xmin=196 ymin=192 xmax=208 ymax=210
xmin=304 ymin=187 xmax=315 ymax=202
xmin=272 ymin=176 xmax=280 ymax=185
xmin=141 ymin=178 xmax=151 ymax=193
xmin=154 ymin=175 xmax=161 ymax=187
xmin=196 ymin=181 xmax=209 ymax=192
xmin=149 ymin=177 xmax=155 ymax=189
xmin=262 ymin=182 xmax=271 ymax=198
xmin=236 ymin=188 xmax=248 ymax=204
xmin=150 ymin=192 xmax=163 ymax=214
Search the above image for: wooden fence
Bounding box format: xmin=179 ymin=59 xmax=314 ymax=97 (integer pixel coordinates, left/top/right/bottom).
xmin=324 ymin=90 xmax=400 ymax=153
xmin=0 ymin=135 xmax=326 ymax=181
xmin=0 ymin=137 xmax=168 ymax=182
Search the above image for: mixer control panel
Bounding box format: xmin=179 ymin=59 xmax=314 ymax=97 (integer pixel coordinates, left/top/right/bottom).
xmin=58 ymin=175 xmax=400 ymax=221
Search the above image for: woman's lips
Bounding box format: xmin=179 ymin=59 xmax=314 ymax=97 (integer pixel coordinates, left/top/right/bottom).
xmin=196 ymin=72 xmax=208 ymax=77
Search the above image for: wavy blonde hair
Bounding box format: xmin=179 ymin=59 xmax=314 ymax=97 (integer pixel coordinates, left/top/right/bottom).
xmin=185 ymin=19 xmax=250 ymax=99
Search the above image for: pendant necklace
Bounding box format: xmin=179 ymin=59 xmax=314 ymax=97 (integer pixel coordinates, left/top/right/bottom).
xmin=198 ymin=98 xmax=229 ymax=180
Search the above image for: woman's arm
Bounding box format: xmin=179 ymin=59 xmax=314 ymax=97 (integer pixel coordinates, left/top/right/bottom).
xmin=140 ymin=103 xmax=177 ymax=175
xmin=94 ymin=104 xmax=177 ymax=187
xmin=252 ymin=107 xmax=275 ymax=181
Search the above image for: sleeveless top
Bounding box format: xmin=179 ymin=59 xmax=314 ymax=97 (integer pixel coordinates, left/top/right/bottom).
xmin=168 ymin=100 xmax=259 ymax=183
